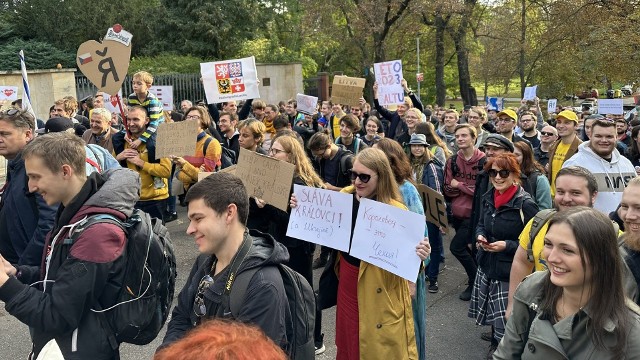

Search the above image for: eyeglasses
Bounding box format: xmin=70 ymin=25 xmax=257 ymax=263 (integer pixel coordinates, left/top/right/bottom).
xmin=349 ymin=170 xmax=376 ymax=183
xmin=269 ymin=147 xmax=286 ymax=156
xmin=185 ymin=115 xmax=201 ymax=120
xmin=540 ymin=131 xmax=556 ymax=137
xmin=193 ymin=274 xmax=214 ymax=317
xmin=487 ymin=169 xmax=511 ymax=178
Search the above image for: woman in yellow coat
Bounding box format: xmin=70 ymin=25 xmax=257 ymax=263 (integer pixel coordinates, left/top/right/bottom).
xmin=332 ymin=148 xmax=429 ymax=360
xmin=170 ymin=106 xmax=221 ymax=188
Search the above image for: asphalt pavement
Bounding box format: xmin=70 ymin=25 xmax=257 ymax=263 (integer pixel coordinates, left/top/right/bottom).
xmin=0 ymin=205 xmax=488 ymax=359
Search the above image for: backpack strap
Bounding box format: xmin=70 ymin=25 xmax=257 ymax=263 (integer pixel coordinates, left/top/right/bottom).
xmin=67 ymin=214 xmax=126 ymax=245
xmin=221 ymin=232 xmax=253 ymax=316
xmin=449 ymin=153 xmax=459 ymax=177
xmin=526 ymin=209 xmax=556 ymax=263
xmin=228 ymin=267 xmax=260 ymax=317
xmin=203 ymin=137 xmax=213 ymax=157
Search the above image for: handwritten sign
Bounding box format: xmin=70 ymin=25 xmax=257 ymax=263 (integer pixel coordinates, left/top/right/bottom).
xmin=155 ymin=120 xmax=198 ymax=158
xmin=0 ymin=86 xmax=18 ymax=101
xmin=416 ymin=185 xmax=448 ymax=231
xmin=149 ymin=86 xmax=174 ymax=111
xmin=201 ymin=56 xmax=260 ymax=104
xmin=523 ymin=86 xmax=538 ymax=101
xmin=374 ymin=60 xmax=404 ymax=106
xmin=76 ymin=25 xmax=132 ymax=95
xmin=235 ymin=148 xmax=295 ymax=211
xmin=296 ymin=94 xmax=318 ymax=115
xmin=598 ymin=99 xmax=624 ymax=115
xmin=349 ymin=198 xmax=425 ymax=281
xmin=487 ymin=97 xmax=503 ymax=111
xmin=331 ymin=76 xmax=366 ymax=107
xmin=547 ymin=99 xmax=557 ymax=114
xmin=286 ymin=185 xmax=353 ymax=251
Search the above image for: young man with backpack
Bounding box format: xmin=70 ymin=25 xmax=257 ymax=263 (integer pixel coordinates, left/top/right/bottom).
xmin=443 ymin=124 xmax=486 ymax=301
xmin=0 ymin=132 xmax=172 ymax=359
xmin=161 ymin=172 xmax=315 ymax=359
xmin=506 ymin=166 xmax=599 ymax=319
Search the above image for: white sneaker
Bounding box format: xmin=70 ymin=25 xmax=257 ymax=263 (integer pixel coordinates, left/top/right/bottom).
xmin=315 ymin=343 xmax=326 ymax=355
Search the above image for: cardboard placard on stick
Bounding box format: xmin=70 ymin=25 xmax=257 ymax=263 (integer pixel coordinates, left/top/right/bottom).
xmin=155 ymin=120 xmax=198 ymax=159
xmin=416 ymin=185 xmax=448 ymax=231
xmin=235 ymin=148 xmax=295 ymax=211
xmin=76 ymin=25 xmax=132 ymax=95
xmin=331 ymin=76 xmax=366 ymax=107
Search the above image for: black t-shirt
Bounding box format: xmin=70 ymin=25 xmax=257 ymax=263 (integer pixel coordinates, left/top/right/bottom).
xmin=522 ymin=133 xmax=541 ymax=149
xmin=322 ymin=153 xmax=341 ymax=186
xmin=341 ymin=195 xmax=362 ymax=267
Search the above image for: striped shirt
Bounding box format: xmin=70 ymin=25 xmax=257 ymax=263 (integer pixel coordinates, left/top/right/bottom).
xmin=127 ymin=91 xmax=165 ymax=142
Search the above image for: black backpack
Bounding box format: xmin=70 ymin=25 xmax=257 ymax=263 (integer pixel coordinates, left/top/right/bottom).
xmin=69 ymin=209 xmax=177 ymax=346
xmin=227 ymin=253 xmax=316 ymax=359
xmin=203 ymin=137 xmax=236 ymax=169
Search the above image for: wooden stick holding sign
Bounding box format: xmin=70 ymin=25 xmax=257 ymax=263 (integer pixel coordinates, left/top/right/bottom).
xmin=235 ymin=148 xmax=295 ymax=211
xmin=416 ymin=184 xmax=448 ymax=231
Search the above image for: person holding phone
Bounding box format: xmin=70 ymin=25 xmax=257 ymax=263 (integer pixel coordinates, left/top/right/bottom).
xmin=468 ymin=153 xmax=539 ymax=358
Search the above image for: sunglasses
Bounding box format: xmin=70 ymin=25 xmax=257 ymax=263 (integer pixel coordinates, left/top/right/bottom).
xmin=349 ymin=170 xmax=376 ymax=183
xmin=540 ymin=131 xmax=556 ymax=136
xmin=193 ymin=274 xmax=214 ymax=317
xmin=487 ymin=169 xmax=511 ymax=178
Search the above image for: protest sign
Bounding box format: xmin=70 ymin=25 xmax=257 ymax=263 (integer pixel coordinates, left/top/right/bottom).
xmin=598 ymin=99 xmax=624 ymax=115
xmin=296 ymin=94 xmax=318 ymax=115
xmin=416 ymin=185 xmax=448 ymax=231
xmin=487 ymin=97 xmax=503 ymax=111
xmin=155 ymin=120 xmax=198 ymax=159
xmin=331 ymin=76 xmax=366 ymax=107
xmin=374 ymin=60 xmax=404 ymax=106
xmin=201 ymin=56 xmax=260 ymax=104
xmin=102 ymin=90 xmax=124 ymax=114
xmin=547 ymin=99 xmax=557 ymax=114
xmin=149 ymin=86 xmax=174 ymax=110
xmin=523 ymin=86 xmax=538 ymax=101
xmin=0 ymin=86 xmax=18 ymax=101
xmin=286 ymin=185 xmax=353 ymax=251
xmin=76 ymin=25 xmax=132 ymax=95
xmin=198 ymin=172 xmax=213 ymax=182
xmin=349 ymin=198 xmax=425 ymax=281
xmin=235 ymin=148 xmax=295 ymax=211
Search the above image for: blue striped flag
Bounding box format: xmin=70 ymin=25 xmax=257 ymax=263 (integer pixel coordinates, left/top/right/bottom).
xmin=19 ymin=50 xmax=37 ymax=129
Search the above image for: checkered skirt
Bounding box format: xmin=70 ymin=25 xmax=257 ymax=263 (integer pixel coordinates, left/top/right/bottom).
xmin=468 ymin=267 xmax=509 ymax=341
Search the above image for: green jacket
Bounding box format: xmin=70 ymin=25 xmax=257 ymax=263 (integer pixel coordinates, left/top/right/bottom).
xmin=494 ymin=271 xmax=640 ymax=360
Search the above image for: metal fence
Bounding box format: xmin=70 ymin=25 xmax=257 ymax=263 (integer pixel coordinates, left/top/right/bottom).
xmin=75 ymin=73 xmax=206 ymax=108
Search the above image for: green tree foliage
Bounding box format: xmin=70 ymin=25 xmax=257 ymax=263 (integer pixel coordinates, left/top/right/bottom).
xmin=0 ymin=39 xmax=74 ymax=71
xmin=129 ymin=54 xmax=205 ymax=75
xmin=237 ymin=38 xmax=318 ymax=78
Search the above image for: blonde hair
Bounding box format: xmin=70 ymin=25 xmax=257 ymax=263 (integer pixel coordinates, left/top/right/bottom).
xmin=133 ymin=71 xmax=153 ymax=86
xmin=273 ymin=135 xmax=325 ymax=188
xmin=405 ymin=108 xmax=424 ymax=122
xmin=238 ymin=118 xmax=266 ymax=145
xmin=355 ymin=148 xmax=403 ymax=205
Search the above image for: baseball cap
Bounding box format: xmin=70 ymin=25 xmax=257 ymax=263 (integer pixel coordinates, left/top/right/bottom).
xmin=555 ymin=109 xmax=578 ymax=123
xmin=39 ymin=117 xmax=75 ymax=134
xmin=496 ymin=109 xmax=517 ymax=121
xmin=483 ymin=134 xmax=514 ymax=152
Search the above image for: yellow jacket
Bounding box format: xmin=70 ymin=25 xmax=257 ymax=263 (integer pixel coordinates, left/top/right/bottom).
xmin=177 ymin=132 xmax=222 ymax=185
xmin=119 ymin=142 xmax=171 ymax=201
xmin=339 ymin=186 xmax=418 ymax=360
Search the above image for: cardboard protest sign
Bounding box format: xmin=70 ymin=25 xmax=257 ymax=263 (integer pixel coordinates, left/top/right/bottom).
xmin=296 ymin=94 xmax=318 ymax=115
xmin=374 ymin=60 xmax=404 ymax=106
xmin=598 ymin=99 xmax=624 ymax=115
xmin=149 ymin=86 xmax=174 ymax=111
xmin=76 ymin=25 xmax=132 ymax=95
xmin=286 ymin=185 xmax=353 ymax=251
xmin=349 ymin=198 xmax=426 ymax=281
xmin=547 ymin=99 xmax=557 ymax=114
xmin=0 ymin=86 xmax=18 ymax=101
xmin=416 ymin=185 xmax=448 ymax=231
xmin=523 ymin=86 xmax=538 ymax=101
xmin=198 ymin=172 xmax=213 ymax=182
xmin=201 ymin=56 xmax=260 ymax=104
xmin=155 ymin=120 xmax=198 ymax=159
xmin=197 ymin=165 xmax=237 ymax=182
xmin=331 ymin=76 xmax=366 ymax=107
xmin=235 ymin=148 xmax=295 ymax=211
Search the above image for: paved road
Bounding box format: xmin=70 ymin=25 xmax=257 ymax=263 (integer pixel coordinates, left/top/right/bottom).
xmin=0 ymin=205 xmax=488 ymax=359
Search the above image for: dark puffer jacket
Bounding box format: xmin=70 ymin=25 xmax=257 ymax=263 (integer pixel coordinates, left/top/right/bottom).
xmin=475 ymin=186 xmax=539 ymax=282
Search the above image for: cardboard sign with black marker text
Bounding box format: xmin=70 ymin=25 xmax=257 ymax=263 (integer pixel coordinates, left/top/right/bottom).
xmin=416 ymin=184 xmax=448 ymax=231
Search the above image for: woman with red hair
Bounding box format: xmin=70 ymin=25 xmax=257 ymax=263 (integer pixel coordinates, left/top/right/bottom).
xmin=468 ymin=153 xmax=539 ymax=358
xmin=154 ymin=320 xmax=287 ymax=360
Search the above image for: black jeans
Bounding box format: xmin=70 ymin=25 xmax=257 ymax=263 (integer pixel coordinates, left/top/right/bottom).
xmin=449 ymin=217 xmax=477 ymax=283
xmin=135 ymin=199 xmax=167 ymax=224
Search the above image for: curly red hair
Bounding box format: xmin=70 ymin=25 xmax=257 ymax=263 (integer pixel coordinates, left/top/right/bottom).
xmin=154 ymin=320 xmax=287 ymax=360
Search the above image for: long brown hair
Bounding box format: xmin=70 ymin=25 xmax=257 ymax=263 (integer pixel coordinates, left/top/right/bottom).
xmin=514 ymin=141 xmax=545 ymax=175
xmin=374 ymin=138 xmax=414 ymax=185
xmin=540 ymin=207 xmax=629 ymax=358
xmin=415 ymin=122 xmax=452 ymax=159
xmin=272 ymin=135 xmax=325 ymax=188
xmin=354 ymin=148 xmax=403 ymax=205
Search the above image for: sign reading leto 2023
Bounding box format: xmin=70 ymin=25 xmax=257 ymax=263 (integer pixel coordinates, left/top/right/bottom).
xmin=374 ymin=60 xmax=404 ymax=106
